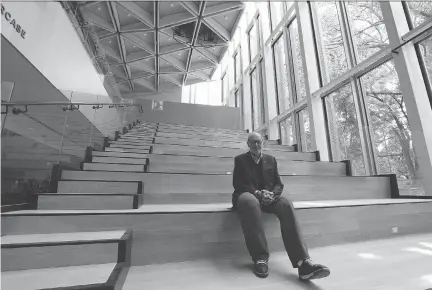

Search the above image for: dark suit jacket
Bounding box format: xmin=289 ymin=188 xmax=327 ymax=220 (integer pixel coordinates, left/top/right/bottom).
xmin=232 ymin=152 xmax=284 ymax=208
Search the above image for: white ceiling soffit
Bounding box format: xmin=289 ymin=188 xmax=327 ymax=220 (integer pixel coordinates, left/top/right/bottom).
xmin=68 ymin=1 xmax=244 ymax=97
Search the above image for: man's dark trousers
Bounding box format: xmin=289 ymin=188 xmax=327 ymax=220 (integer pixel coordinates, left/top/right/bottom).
xmin=236 ymin=192 xmax=309 ymax=267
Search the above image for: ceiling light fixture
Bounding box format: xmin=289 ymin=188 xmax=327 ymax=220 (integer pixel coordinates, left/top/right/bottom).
xmin=98 ymin=6 xmax=101 ymax=10
xmin=128 ymin=13 xmax=131 ymax=17
xmin=144 ymin=33 xmax=147 ymax=36
xmin=170 ymin=3 xmax=174 ymax=7
xmin=109 ymin=40 xmax=112 ymax=43
xmin=224 ymin=16 xmax=228 ymax=20
xmin=168 ymin=38 xmax=171 ymax=41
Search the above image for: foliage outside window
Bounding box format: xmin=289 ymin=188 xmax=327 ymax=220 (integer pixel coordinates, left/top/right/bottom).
xmin=346 ymin=1 xmax=389 ymax=64
xmin=406 ymin=1 xmax=432 ymax=28
xmin=288 ymin=18 xmax=307 ymax=101
xmin=312 ymin=2 xmax=349 ymax=84
xmin=279 ymin=116 xmax=294 ymax=146
xmin=273 ymin=34 xmax=292 ymax=113
xmin=324 ymin=83 xmax=366 ymax=175
xmin=298 ymin=108 xmax=312 ymax=151
xmin=418 ymin=36 xmax=432 ymax=96
xmin=361 ymin=60 xmax=424 ymax=195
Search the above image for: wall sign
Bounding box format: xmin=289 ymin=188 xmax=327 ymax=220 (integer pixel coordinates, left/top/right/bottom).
xmin=1 ymin=4 xmax=26 ymax=39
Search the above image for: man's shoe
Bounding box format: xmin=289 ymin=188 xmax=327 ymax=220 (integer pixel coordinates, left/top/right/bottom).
xmin=298 ymin=259 xmax=330 ymax=280
xmin=254 ymin=260 xmax=269 ymax=278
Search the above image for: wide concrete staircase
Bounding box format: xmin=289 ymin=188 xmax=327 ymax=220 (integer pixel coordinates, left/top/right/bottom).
xmin=2 ymin=122 xmax=432 ymax=289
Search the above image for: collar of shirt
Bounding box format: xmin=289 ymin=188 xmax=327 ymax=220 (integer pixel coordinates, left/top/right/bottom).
xmin=249 ymin=151 xmax=262 ymax=164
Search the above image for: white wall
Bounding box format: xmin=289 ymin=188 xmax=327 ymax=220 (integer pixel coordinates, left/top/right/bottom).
xmin=125 ymin=88 xmax=183 ymax=103
xmin=1 ymin=2 xmax=107 ymax=96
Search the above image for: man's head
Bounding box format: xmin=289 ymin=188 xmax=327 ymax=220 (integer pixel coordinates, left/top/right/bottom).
xmin=247 ymin=132 xmax=263 ymax=156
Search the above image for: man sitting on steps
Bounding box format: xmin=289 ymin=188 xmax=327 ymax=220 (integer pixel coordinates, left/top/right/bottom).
xmin=232 ymin=132 xmax=330 ymax=280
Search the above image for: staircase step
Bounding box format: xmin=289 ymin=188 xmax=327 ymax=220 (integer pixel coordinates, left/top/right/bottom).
xmin=112 ymin=139 xmax=154 ymax=146
xmin=58 ymin=180 xmax=141 ymax=194
xmin=1 ymin=230 xmax=130 ymax=271
xmin=158 ymin=124 xmax=246 ymax=134
xmin=152 ymin=144 xmax=315 ymax=160
xmin=92 ymin=151 xmax=149 ymax=159
xmin=105 ymin=147 xmax=151 ymax=154
xmin=35 ymin=193 xmax=141 ymax=210
xmin=60 ymin=171 xmax=391 ymax=203
xmin=148 ymin=158 xmax=346 ymax=176
xmin=121 ymin=233 xmax=432 ymax=290
xmin=93 ymin=157 xmax=148 ymax=165
xmin=84 ymin=163 xmax=146 ymax=172
xmin=1 ymin=263 xmax=123 ymax=290
xmin=3 ymin=200 xmax=431 ymax=266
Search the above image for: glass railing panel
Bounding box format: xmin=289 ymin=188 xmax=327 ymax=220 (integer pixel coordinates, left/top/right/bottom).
xmin=1 ymin=104 xmax=66 ymax=211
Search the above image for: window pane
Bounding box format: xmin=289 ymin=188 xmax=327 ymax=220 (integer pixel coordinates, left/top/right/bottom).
xmin=251 ymin=69 xmax=263 ymax=129
xmin=325 ymin=83 xmax=366 ymax=175
xmin=419 ymin=36 xmax=432 ymax=92
xmin=312 ymin=2 xmax=349 ymax=84
xmin=279 ymin=116 xmax=294 ymax=145
xmin=361 ymin=60 xmax=425 ymax=196
xmin=406 ymin=2 xmax=432 ymax=28
xmin=269 ymin=2 xmax=284 ymax=31
xmin=249 ymin=24 xmax=259 ymax=60
xmin=273 ymin=34 xmax=292 ymax=112
xmin=346 ymin=1 xmax=389 ymax=64
xmin=235 ymin=52 xmax=241 ymax=82
xmin=298 ymin=108 xmax=312 ymax=151
xmin=288 ymin=18 xmax=307 ymax=101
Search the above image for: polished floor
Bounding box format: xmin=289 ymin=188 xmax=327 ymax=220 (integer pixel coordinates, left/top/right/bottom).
xmin=123 ymin=233 xmax=432 ymax=290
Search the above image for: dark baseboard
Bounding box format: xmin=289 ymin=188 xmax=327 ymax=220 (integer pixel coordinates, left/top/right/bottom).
xmin=341 ymin=160 xmax=353 ymax=176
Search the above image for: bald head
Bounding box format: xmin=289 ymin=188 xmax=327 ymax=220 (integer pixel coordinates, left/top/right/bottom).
xmin=247 ymin=132 xmax=263 ymax=156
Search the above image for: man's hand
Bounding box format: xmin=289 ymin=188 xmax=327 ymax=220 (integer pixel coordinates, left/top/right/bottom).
xmin=256 ymin=190 xmax=275 ymax=206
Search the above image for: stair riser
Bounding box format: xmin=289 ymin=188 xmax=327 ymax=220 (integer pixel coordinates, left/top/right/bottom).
xmin=61 ymin=171 xmax=390 ymax=200
xmin=148 ymin=161 xmax=346 ymax=176
xmin=83 ymin=163 xmax=145 ymax=172
xmin=105 ymin=148 xmax=151 ymax=154
xmin=156 ymin=132 xmax=252 ymax=142
xmin=1 ymin=243 xmax=119 ymax=271
xmin=108 ymin=145 xmax=152 ymax=150
xmin=111 ymin=140 xmax=154 ymax=146
xmin=122 ymin=133 xmax=155 ymax=138
xmin=157 ymin=127 xmax=248 ymax=138
xmin=57 ymin=181 xmax=140 ymax=194
xmin=92 ymin=152 xmax=149 ymax=159
xmin=37 ymin=195 xmax=138 ymax=210
xmin=158 ymin=125 xmax=245 ymax=134
xmin=92 ymin=157 xmax=148 ymax=165
xmin=152 ymin=145 xmax=315 ymax=160
xmin=152 ymin=137 xmax=293 ymax=151
xmin=3 ymin=202 xmax=431 ymax=266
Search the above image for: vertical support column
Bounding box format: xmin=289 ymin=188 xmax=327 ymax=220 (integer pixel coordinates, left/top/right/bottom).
xmin=260 ymin=2 xmax=279 ymax=140
xmin=241 ymin=25 xmax=253 ymax=132
xmin=381 ymin=2 xmax=432 ymax=195
xmin=296 ymin=2 xmax=329 ymax=161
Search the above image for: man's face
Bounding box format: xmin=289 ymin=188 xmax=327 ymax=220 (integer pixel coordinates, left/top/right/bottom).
xmin=247 ymin=133 xmax=263 ymax=155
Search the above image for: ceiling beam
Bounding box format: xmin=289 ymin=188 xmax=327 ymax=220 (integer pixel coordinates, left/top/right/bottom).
xmin=128 ymin=59 xmax=156 ymax=73
xmin=159 ymin=12 xmax=196 ymax=28
xmin=189 ymin=70 xmax=209 ymax=80
xmin=161 ymin=74 xmax=183 ymax=86
xmin=159 ymin=30 xmax=191 ymax=47
xmin=194 ymin=47 xmax=218 ymax=65
xmin=160 ymin=44 xmax=189 ymax=55
xmin=202 ymin=2 xmax=244 ymax=17
xmin=155 ymin=1 xmax=160 ymax=90
xmin=160 ymin=54 xmax=187 ymax=72
xmin=82 ymin=10 xmax=116 ymax=32
xmin=202 ymin=18 xmax=230 ymax=42
xmin=180 ymin=2 xmax=200 ymax=17
xmin=122 ymin=33 xmax=155 ymax=54
xmin=101 ymin=45 xmax=122 ymax=63
xmin=116 ymin=2 xmax=154 ymax=27
xmin=133 ymin=78 xmax=156 ymax=91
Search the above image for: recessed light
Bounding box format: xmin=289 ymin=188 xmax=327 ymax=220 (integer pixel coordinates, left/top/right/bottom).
xmin=98 ymin=6 xmax=101 ymax=10
xmin=144 ymin=33 xmax=147 ymax=36
xmin=109 ymin=40 xmax=112 ymax=43
xmin=168 ymin=38 xmax=171 ymax=41
xmin=133 ymin=45 xmax=136 ymax=48
xmin=224 ymin=16 xmax=228 ymax=20
xmin=170 ymin=3 xmax=174 ymax=7
xmin=128 ymin=13 xmax=131 ymax=17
